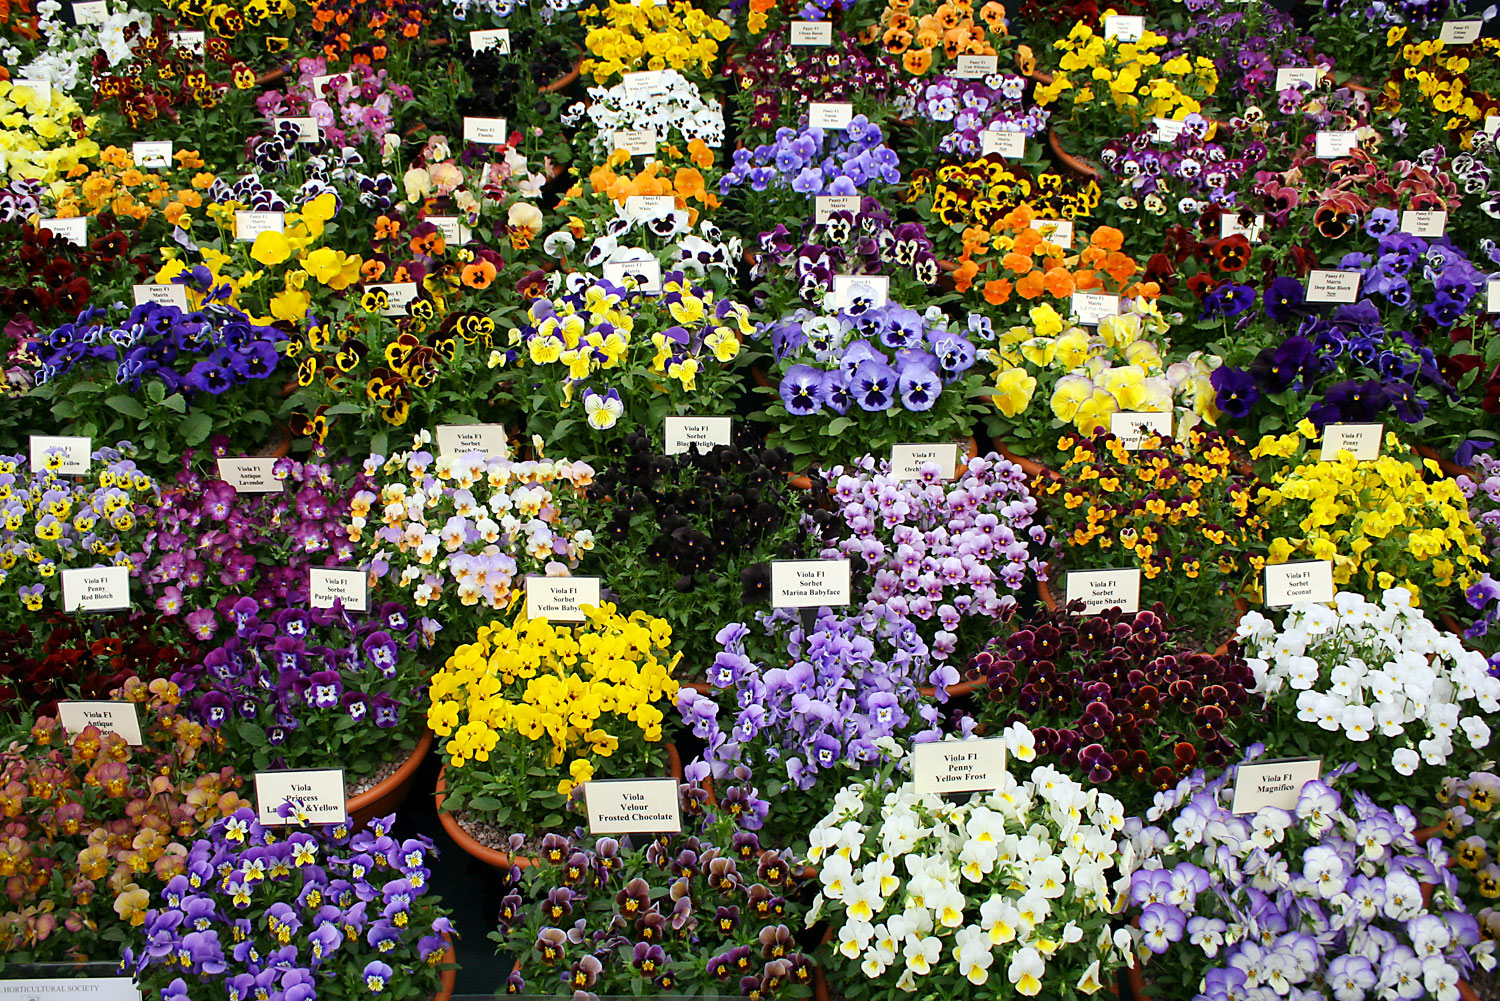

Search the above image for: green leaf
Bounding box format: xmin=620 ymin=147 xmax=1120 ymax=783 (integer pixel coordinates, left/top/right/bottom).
xmin=826 ymin=417 xmax=853 ymax=436
xmin=236 ymin=721 xmax=268 ymax=747
xmin=147 ymin=381 xmax=166 ymax=404
xmin=163 ymin=393 xmax=187 ymax=414
xmin=106 ymin=394 xmax=149 ymax=420
xmin=181 ymin=411 xmax=212 ymax=445
xmin=324 ymin=402 xmax=364 ymax=417
xmin=67 ymin=381 xmax=103 ymax=396
xmin=467 ymin=795 xmax=503 ymax=812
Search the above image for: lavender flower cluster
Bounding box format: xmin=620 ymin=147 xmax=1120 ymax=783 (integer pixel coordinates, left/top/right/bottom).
xmin=907 ymin=74 xmax=1050 ymax=158
xmin=755 ymin=207 xmax=941 ymax=299
xmin=1097 ymin=124 xmax=1265 ymax=214
xmin=720 ymin=119 xmax=901 ymax=198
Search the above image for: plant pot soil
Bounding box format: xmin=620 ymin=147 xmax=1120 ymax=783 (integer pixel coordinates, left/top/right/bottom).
xmin=346 ymin=729 xmax=433 ymax=830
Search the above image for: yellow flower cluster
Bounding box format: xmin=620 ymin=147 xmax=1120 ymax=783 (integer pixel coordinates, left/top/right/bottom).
xmin=989 ymin=297 xmax=1219 ymax=435
xmin=1033 ymin=15 xmax=1218 ymax=126
xmin=1252 ymin=423 xmax=1487 ymax=609
xmin=1382 ymin=28 xmax=1499 ymax=139
xmin=580 ymin=0 xmax=729 ymax=84
xmin=429 ymin=604 xmax=680 ymax=798
xmin=0 ymin=80 xmax=102 ymax=184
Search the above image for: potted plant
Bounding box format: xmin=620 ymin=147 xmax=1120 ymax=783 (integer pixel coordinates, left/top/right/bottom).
xmin=1424 ymin=769 xmax=1500 ymax=955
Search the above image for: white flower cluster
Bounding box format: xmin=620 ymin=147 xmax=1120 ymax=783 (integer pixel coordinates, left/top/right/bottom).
xmin=1237 ymin=588 xmax=1500 ymax=775
xmin=807 ymin=724 xmax=1135 ymax=996
xmin=566 ymin=70 xmax=725 ymax=150
xmin=4 ymin=0 xmax=149 ymax=91
xmin=576 ymin=211 xmax=740 ymax=279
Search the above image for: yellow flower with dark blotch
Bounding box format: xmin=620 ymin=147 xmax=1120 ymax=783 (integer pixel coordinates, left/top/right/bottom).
xmin=297 ymin=356 xmax=319 ymax=387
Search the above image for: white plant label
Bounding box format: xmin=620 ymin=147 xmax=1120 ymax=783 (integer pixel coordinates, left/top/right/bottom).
xmin=1305 ymin=269 xmax=1361 ymax=303
xmin=808 ymin=102 xmax=854 ymax=130
xmin=132 ymin=141 xmax=173 ymax=168
xmin=1487 ymin=115 xmax=1500 ymax=135
xmin=912 ymin=738 xmax=1008 ymax=795
xmin=1401 ymin=210 xmax=1447 ymax=238
xmin=1219 ymin=213 xmax=1265 ymax=243
xmin=310 ymin=73 xmax=349 ymax=94
xmin=73 ymin=2 xmax=108 ymax=23
xmin=132 ymin=283 xmax=190 ymax=309
xmin=525 ymin=576 xmax=602 ymax=622
xmin=889 ymin=443 xmax=960 ymax=481
xmin=626 ymin=195 xmax=677 ymax=219
xmin=1490 ymin=279 xmax=1500 ymax=314
xmin=1264 ymin=560 xmax=1335 ymax=607
xmin=1319 ymin=423 xmax=1382 ymax=462
xmin=1110 ymin=410 xmax=1173 ymax=449
xmin=1152 ymin=117 xmax=1186 ymax=143
xmin=169 ymin=30 xmax=205 ymax=52
xmin=235 ymin=211 xmax=285 ymax=242
xmin=1064 ymin=568 xmax=1142 ymax=615
xmin=274 ymin=116 xmax=320 ymax=143
xmin=308 ymin=568 xmax=369 ymax=613
xmin=436 ymin=424 xmax=510 ymax=459
xmin=41 ymin=217 xmax=87 ymax=247
xmin=603 ymin=257 xmax=663 ymax=293
xmin=58 ymin=701 xmax=144 ymax=745
xmin=622 ymin=71 xmax=671 ymax=97
xmin=366 ymin=281 xmax=419 ymax=317
xmin=585 ymin=778 xmax=682 ymax=834
xmin=610 ymin=130 xmax=658 ymax=157
xmin=1314 ymin=131 xmax=1359 ymax=158
xmin=814 ymin=195 xmax=861 ymax=224
xmin=789 ymin=20 xmax=832 ymax=44
xmin=30 ymin=434 xmax=91 ymax=474
xmin=954 ymin=54 xmax=999 ymax=78
xmin=0 ymin=979 xmax=141 ymax=1001
xmin=1070 ymin=292 xmax=1120 ymax=326
xmin=10 ymin=78 xmax=52 ymax=104
xmin=1439 ymin=19 xmax=1482 ymax=44
xmin=256 ymin=769 xmax=347 ymax=826
xmin=1231 ymin=758 xmax=1323 ymax=814
xmin=61 ymin=567 xmax=131 ymax=613
xmin=771 ymin=559 xmax=851 ymax=608
xmin=1031 ymin=218 xmax=1073 ymax=247
xmin=980 ymin=130 xmax=1025 ymax=159
xmin=1274 ymin=67 xmax=1320 ymax=91
xmin=830 ymin=274 xmax=890 ymax=310
xmin=463 ymin=117 xmax=508 ymax=144
xmin=218 ymin=457 xmax=283 ymax=493
xmin=469 ymin=28 xmax=511 ymax=52
xmin=1103 ymin=14 xmax=1144 ymax=40
xmin=663 ymin=416 xmax=733 ymax=455
xmin=426 ymin=216 xmax=472 ymax=246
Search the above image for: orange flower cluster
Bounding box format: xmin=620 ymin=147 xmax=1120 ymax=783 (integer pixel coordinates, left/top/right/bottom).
xmin=50 ymin=147 xmax=215 ymax=225
xmin=563 ymin=140 xmax=720 ymax=227
xmin=880 ymin=0 xmax=1008 ymax=76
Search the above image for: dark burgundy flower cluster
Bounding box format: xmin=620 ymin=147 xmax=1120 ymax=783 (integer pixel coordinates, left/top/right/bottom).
xmin=0 ymin=218 xmax=148 ymax=342
xmin=966 ymin=601 xmax=1254 ymax=816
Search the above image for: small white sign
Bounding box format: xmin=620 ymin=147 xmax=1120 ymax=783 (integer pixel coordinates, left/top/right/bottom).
xmin=1305 ymin=269 xmax=1361 ymax=304
xmin=1152 ymin=117 xmax=1185 ymax=143
xmin=365 ymin=281 xmax=420 ymax=317
xmin=1487 ymin=115 xmax=1500 ymax=135
xmin=217 ymin=457 xmax=283 ymax=493
xmin=602 ymin=257 xmax=663 ymax=294
xmin=789 ymin=20 xmax=833 ymax=44
xmin=463 ymin=116 xmax=508 ymax=144
xmin=426 ymin=216 xmax=471 ymax=246
xmin=525 ymin=575 xmax=602 ymax=623
xmin=169 ymin=29 xmax=205 ymax=51
xmin=889 ymin=442 xmax=960 ymax=480
xmin=30 ymin=434 xmax=91 ymax=474
xmin=609 ymin=129 xmax=658 ymax=157
xmin=274 ymin=116 xmax=320 ymax=143
xmin=808 ymin=101 xmax=855 ymax=131
xmin=980 ymin=130 xmax=1026 ymax=159
xmin=954 ymin=54 xmax=999 ymax=78
xmin=0 ymin=979 xmax=141 ymax=1001
xmin=1274 ymin=66 xmax=1320 ymax=91
xmin=814 ymin=195 xmax=861 ymax=224
xmin=1401 ymin=210 xmax=1447 ymax=238
xmin=1230 ymin=758 xmax=1323 ymax=814
xmin=235 ymin=210 xmax=286 ymax=242
xmin=1314 ymin=130 xmax=1359 ymax=158
xmin=61 ymin=566 xmax=131 ymax=613
xmin=1264 ymin=559 xmax=1335 ymax=607
xmin=1489 ymin=279 xmax=1500 ymax=314
xmin=309 ymin=72 xmax=349 ymax=95
xmin=584 ymin=777 xmax=682 ymax=834
xmin=133 ymin=283 xmax=190 ymax=309
xmin=436 ymin=424 xmax=509 ymax=459
xmin=58 ymin=701 xmax=143 ymax=744
xmin=255 ymin=769 xmax=347 ymax=826
xmin=1219 ymin=213 xmax=1265 ymax=243
xmin=1103 ymin=13 xmax=1144 ymax=40
xmin=1439 ymin=19 xmax=1482 ymax=44
xmin=1110 ymin=410 xmax=1172 ymax=449
xmin=625 ymin=194 xmax=676 ymax=219
xmin=73 ymin=1 xmax=108 ymax=22
xmin=469 ymin=27 xmax=511 ymax=52
xmin=308 ymin=567 xmax=369 ymax=612
xmin=132 ymin=140 xmax=173 ymax=168
xmin=1031 ymin=217 xmax=1073 ymax=247
xmin=770 ymin=559 xmax=851 ymax=608
xmin=1318 ymin=423 xmax=1382 ymax=462
xmin=912 ymin=738 xmax=1009 ymax=796
xmin=1070 ymin=292 xmax=1120 ymax=326
xmin=40 ymin=217 xmax=87 ymax=247
xmin=1064 ymin=568 xmax=1142 ymax=615
xmin=663 ymin=416 xmax=733 ymax=454
xmin=830 ymin=273 xmax=890 ymax=310
xmin=9 ymin=78 xmax=52 ymax=104
xmin=622 ymin=70 xmax=671 ymax=96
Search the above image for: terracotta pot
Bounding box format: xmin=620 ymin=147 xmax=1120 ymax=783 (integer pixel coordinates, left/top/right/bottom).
xmin=1048 ymin=127 xmax=1099 ymax=178
xmin=347 ymin=729 xmax=433 ymax=830
xmin=1413 ymin=825 xmax=1443 ymax=844
xmin=992 ymin=438 xmax=1065 ymax=486
xmin=256 ymin=65 xmax=288 ymax=86
xmin=254 ymin=424 xmax=293 ymax=459
xmin=1410 ymin=441 xmax=1473 ymax=479
xmin=542 ymin=49 xmax=584 ymax=94
xmin=435 ymin=939 xmax=458 ymax=1001
xmin=1121 ymin=961 xmax=1146 ymax=999
xmin=435 ymin=743 xmax=684 ymax=870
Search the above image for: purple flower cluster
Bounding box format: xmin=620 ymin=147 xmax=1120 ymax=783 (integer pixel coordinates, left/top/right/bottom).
xmin=756 ymin=206 xmax=941 ymax=301
xmin=907 ymin=74 xmax=1050 ymax=158
xmin=33 ymin=299 xmax=285 ymax=397
xmin=172 ymin=599 xmax=433 ymax=770
xmin=1338 ymin=230 xmax=1487 ymax=329
xmin=720 ymin=119 xmax=901 ymax=198
xmin=1130 ymin=755 xmax=1481 ymax=1001
xmin=207 ymin=141 xmax=397 ymax=212
xmin=1166 ymin=7 xmax=1324 ymax=100
xmin=1458 ymin=456 xmax=1500 ymax=661
xmin=765 ymin=304 xmax=977 ymax=416
xmin=1098 ymin=124 xmax=1265 ymax=214
xmin=122 ymin=811 xmax=450 ymax=1001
